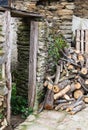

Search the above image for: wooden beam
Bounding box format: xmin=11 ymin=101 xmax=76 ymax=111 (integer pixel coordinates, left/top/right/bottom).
xmin=5 ymin=10 xmax=12 ymax=125
xmin=28 ymin=21 xmax=38 ymax=108
xmin=11 ymin=9 xmax=43 ymax=18
xmin=0 ymin=7 xmax=43 ymax=18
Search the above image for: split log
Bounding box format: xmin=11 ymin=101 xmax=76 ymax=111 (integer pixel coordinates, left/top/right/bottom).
xmin=55 ymin=99 xmax=68 ymax=104
xmin=43 ymin=80 xmax=49 ymax=87
xmin=69 ymin=102 xmax=86 ymax=115
xmin=74 ymin=49 xmax=80 ymax=54
xmin=60 ymin=58 xmax=81 ymax=68
xmin=83 ymin=95 xmax=88 ymax=103
xmin=60 ymin=61 xmax=64 ymax=72
xmin=78 ymin=54 xmax=84 ymax=67
xmin=55 ymin=98 xmax=75 ymax=105
xmin=58 ymin=74 xmax=76 ymax=83
xmin=43 ymin=80 xmax=53 ymax=90
xmin=54 ymin=85 xmax=71 ymax=100
xmin=53 ymin=79 xmax=70 ymax=93
xmin=70 ymin=82 xmax=81 ymax=93
xmin=66 ymin=100 xmax=84 ymax=112
xmin=64 ymin=65 xmax=69 ymax=76
xmin=44 ymin=89 xmax=54 ymax=110
xmin=84 ymin=79 xmax=88 ymax=88
xmin=55 ymin=102 xmax=71 ymax=111
xmin=45 ymin=75 xmax=54 ymax=83
xmin=78 ymin=76 xmax=88 ymax=92
xmin=72 ymin=53 xmax=78 ymax=63
xmin=74 ymin=82 xmax=81 ymax=89
xmin=54 ymin=65 xmax=60 ymax=84
xmin=63 ymin=94 xmax=70 ymax=100
xmin=73 ymin=89 xmax=84 ymax=99
xmin=80 ymin=67 xmax=87 ymax=75
xmin=48 ymin=82 xmax=53 ymax=90
xmin=67 ymin=64 xmax=74 ymax=70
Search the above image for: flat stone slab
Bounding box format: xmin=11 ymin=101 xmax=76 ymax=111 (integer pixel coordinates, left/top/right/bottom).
xmin=15 ymin=105 xmax=88 ymax=130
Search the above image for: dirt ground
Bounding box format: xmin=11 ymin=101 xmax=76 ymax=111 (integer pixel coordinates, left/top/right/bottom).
xmin=4 ymin=115 xmax=25 ymax=130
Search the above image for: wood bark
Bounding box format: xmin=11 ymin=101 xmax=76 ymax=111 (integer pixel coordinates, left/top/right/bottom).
xmin=70 ymin=102 xmax=86 ymax=115
xmin=54 ymin=65 xmax=60 ymax=84
xmin=44 ymin=89 xmax=54 ymax=110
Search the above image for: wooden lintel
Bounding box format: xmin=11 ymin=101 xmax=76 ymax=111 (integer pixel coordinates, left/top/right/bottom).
xmin=11 ymin=10 xmax=43 ymax=18
xmin=28 ymin=21 xmax=38 ymax=108
xmin=0 ymin=6 xmax=43 ymax=18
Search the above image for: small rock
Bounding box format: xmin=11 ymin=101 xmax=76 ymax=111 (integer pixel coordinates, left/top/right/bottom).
xmin=48 ymin=6 xmax=58 ymax=11
xmin=58 ymin=9 xmax=73 ymax=15
xmin=66 ymin=4 xmax=75 ymax=10
xmin=26 ymin=115 xmax=36 ymax=122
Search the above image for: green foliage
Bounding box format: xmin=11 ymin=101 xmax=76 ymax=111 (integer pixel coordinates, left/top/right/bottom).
xmin=11 ymin=83 xmax=33 ymax=118
xmin=48 ymin=34 xmax=68 ymax=64
xmin=0 ymin=113 xmax=4 ymax=119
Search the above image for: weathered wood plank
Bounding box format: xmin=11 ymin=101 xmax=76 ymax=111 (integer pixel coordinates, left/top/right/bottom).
xmin=81 ymin=30 xmax=84 ymax=54
xmin=5 ymin=11 xmax=12 ymax=125
xmin=85 ymin=30 xmax=88 ymax=53
xmin=76 ymin=30 xmax=80 ymax=51
xmin=28 ymin=21 xmax=38 ymax=108
xmin=0 ymin=7 xmax=43 ymax=18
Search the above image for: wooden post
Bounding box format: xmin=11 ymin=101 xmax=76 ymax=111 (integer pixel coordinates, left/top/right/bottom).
xmin=5 ymin=11 xmax=12 ymax=125
xmin=28 ymin=21 xmax=38 ymax=108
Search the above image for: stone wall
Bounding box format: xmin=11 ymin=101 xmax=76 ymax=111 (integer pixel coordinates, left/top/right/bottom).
xmin=74 ymin=0 xmax=88 ymax=18
xmin=13 ymin=0 xmax=75 ymax=101
xmin=0 ymin=0 xmax=88 ymax=127
xmin=13 ymin=0 xmax=88 ymax=106
xmin=16 ymin=18 xmax=30 ymax=97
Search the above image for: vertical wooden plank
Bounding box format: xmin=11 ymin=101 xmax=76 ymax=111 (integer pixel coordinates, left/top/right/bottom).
xmin=85 ymin=30 xmax=88 ymax=53
xmin=81 ymin=30 xmax=84 ymax=54
xmin=28 ymin=21 xmax=38 ymax=108
xmin=76 ymin=30 xmax=80 ymax=52
xmin=5 ymin=11 xmax=12 ymax=125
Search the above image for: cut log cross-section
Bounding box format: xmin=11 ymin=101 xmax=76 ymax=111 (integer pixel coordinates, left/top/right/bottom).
xmin=53 ymin=80 xmax=70 ymax=93
xmin=73 ymin=89 xmax=84 ymax=99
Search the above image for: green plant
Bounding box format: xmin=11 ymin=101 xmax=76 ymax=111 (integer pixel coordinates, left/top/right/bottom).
xmin=48 ymin=34 xmax=68 ymax=64
xmin=21 ymin=107 xmax=33 ymax=119
xmin=0 ymin=113 xmax=4 ymax=119
xmin=11 ymin=83 xmax=33 ymax=118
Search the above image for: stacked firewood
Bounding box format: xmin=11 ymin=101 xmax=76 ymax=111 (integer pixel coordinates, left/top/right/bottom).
xmin=41 ymin=47 xmax=88 ymax=115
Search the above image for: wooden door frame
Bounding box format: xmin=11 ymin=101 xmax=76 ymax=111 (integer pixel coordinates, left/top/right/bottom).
xmin=28 ymin=21 xmax=38 ymax=108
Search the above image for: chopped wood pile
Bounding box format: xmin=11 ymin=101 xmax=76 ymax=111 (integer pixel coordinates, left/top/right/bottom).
xmin=40 ymin=47 xmax=88 ymax=115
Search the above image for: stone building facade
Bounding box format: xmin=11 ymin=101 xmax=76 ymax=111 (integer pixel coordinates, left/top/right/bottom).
xmin=9 ymin=0 xmax=88 ymax=104
xmin=0 ymin=0 xmax=88 ymax=127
